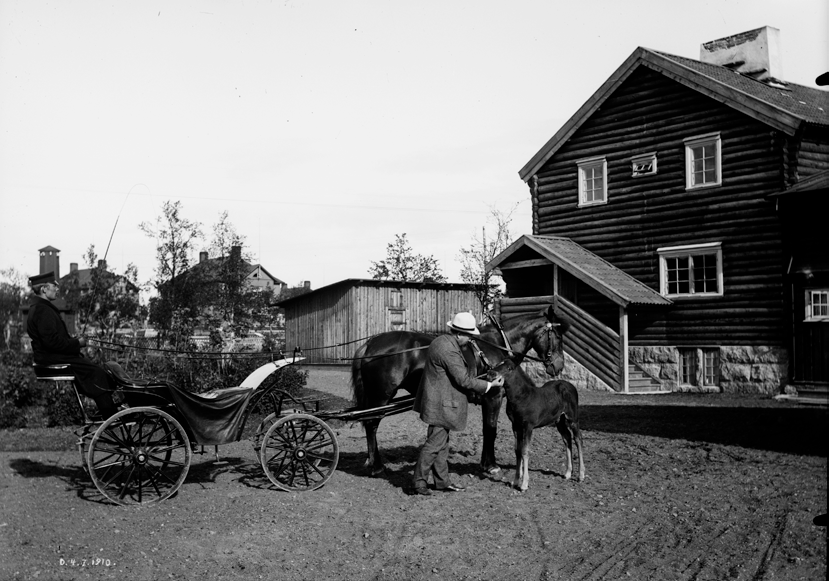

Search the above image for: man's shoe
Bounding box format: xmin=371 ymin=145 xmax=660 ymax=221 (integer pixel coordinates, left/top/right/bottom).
xmin=414 ymin=486 xmax=432 ymax=496
xmin=439 ymin=483 xmax=466 ymax=492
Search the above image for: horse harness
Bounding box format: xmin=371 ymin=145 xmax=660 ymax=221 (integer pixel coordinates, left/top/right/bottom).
xmin=474 ymin=312 xmax=562 ymax=372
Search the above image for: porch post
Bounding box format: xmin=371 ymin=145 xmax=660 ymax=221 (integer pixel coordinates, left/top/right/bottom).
xmin=619 ymin=306 xmax=629 ymax=393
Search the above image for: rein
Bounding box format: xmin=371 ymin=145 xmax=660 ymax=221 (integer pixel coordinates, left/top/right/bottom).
xmin=486 ymin=312 xmax=514 ymax=358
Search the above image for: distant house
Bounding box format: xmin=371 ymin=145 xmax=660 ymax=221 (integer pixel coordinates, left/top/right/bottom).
xmin=59 ymin=259 xmax=141 ymax=335
xmin=186 ymin=247 xmax=286 ymax=296
xmin=277 ymin=279 xmax=482 ymax=364
xmin=488 ymin=26 xmax=829 ymax=396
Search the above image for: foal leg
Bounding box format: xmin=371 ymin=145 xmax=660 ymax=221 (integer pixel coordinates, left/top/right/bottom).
xmin=556 ymin=417 xmax=574 ymax=480
xmin=572 ymin=422 xmax=585 ymax=482
xmin=512 ymin=426 xmax=523 ymax=489
xmin=519 ymin=429 xmax=533 ymax=492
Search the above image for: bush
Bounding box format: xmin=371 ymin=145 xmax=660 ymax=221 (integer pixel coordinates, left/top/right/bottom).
xmin=0 ymin=344 xmax=309 ymax=429
xmin=43 ymin=383 xmax=87 ymax=427
xmin=0 ymin=351 xmax=38 ymax=429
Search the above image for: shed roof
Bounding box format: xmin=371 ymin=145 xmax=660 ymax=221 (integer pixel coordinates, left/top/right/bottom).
xmin=520 ymin=47 xmax=829 ymax=181
xmin=276 ymin=278 xmax=475 ymax=307
xmin=768 ymin=169 xmax=829 ymax=197
xmin=487 ymin=235 xmax=671 ymax=308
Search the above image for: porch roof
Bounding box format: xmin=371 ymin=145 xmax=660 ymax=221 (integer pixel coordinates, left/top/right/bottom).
xmin=487 ymin=235 xmax=672 ymax=308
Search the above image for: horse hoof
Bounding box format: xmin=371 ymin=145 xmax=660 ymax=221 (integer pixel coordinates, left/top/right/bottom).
xmin=369 ymin=467 xmax=386 ymax=477
xmin=484 ymin=466 xmax=500 ymax=475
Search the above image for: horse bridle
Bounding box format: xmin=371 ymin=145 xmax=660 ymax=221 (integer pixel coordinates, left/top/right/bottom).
xmin=476 ymin=313 xmax=562 ymax=371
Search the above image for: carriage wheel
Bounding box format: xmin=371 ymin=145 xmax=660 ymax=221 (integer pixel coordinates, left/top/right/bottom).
xmin=260 ymin=413 xmax=339 ymax=492
xmin=252 ymin=412 xmax=278 ymax=454
xmin=87 ymin=407 xmax=192 ymax=506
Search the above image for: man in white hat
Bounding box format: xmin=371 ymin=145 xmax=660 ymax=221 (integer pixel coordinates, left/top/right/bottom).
xmin=411 ymin=312 xmax=504 ymax=495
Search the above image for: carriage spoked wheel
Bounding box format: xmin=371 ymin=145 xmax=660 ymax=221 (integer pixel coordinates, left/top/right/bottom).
xmin=252 ymin=412 xmax=278 ymax=454
xmin=86 ymin=407 xmax=192 ymax=505
xmin=260 ymin=413 xmax=339 ymax=492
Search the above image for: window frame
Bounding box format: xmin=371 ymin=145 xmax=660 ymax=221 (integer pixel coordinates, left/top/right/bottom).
xmin=576 ymin=156 xmax=608 ymax=207
xmin=657 ymin=242 xmax=723 ymax=298
xmin=684 ymin=132 xmax=722 ymax=190
xmin=805 ymin=288 xmax=829 ymax=322
xmin=631 ymin=152 xmax=657 ymax=178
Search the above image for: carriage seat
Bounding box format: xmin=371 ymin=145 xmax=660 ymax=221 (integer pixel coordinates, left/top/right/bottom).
xmin=33 ymin=364 xmax=76 ymax=381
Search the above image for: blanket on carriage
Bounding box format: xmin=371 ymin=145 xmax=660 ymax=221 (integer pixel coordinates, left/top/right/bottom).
xmin=165 ymin=385 xmax=254 ymax=446
xmin=105 ymin=362 xmax=254 ymax=446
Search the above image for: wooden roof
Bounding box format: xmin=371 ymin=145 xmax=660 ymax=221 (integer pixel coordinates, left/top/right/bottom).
xmin=276 ymin=278 xmax=474 ymax=307
xmin=768 ymin=169 xmax=829 ymax=197
xmin=487 ymin=235 xmax=672 ymax=308
xmin=519 ymin=47 xmax=829 ymax=181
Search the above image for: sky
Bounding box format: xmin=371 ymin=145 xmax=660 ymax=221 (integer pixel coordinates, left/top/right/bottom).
xmin=1 ymin=0 xmax=827 ymax=295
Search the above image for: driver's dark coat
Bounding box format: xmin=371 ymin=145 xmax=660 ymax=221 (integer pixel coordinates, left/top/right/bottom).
xmin=413 ymin=334 xmax=489 ymax=431
xmin=26 ymin=295 xmax=83 ymax=362
xmin=26 ymin=295 xmax=115 ymax=417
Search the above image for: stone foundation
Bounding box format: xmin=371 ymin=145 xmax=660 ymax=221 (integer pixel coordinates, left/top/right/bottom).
xmin=521 ymin=351 xmax=613 ymax=391
xmin=629 ymin=345 xmax=788 ymax=395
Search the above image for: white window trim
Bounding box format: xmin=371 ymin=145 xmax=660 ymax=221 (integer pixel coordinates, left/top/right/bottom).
xmin=657 ymin=241 xmax=723 ymax=298
xmin=684 ymin=132 xmax=722 ymax=190
xmin=631 ymin=152 xmax=657 ymax=177
xmin=577 ymin=156 xmax=608 ymax=207
xmin=805 ymin=288 xmax=829 ymax=322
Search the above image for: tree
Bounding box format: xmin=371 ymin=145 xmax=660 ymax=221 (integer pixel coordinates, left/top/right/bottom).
xmin=62 ymin=245 xmax=144 ymax=342
xmin=139 ymin=201 xmax=203 ymax=346
xmin=207 ymin=211 xmax=249 ymax=259
xmin=369 ymin=233 xmax=447 ymax=282
xmin=0 ymin=268 xmax=28 ymax=350
xmin=457 ymin=205 xmax=517 ymax=312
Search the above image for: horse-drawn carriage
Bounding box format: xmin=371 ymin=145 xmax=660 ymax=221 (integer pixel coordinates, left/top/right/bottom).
xmin=34 ymin=357 xmax=347 ymax=505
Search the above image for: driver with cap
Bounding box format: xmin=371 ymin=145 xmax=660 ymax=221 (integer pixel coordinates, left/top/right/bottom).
xmin=26 ymin=272 xmax=118 ymax=419
xmin=411 ymin=312 xmax=504 ymax=496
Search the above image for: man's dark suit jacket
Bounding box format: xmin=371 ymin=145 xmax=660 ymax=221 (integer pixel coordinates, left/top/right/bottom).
xmin=413 ymin=334 xmax=489 ymax=431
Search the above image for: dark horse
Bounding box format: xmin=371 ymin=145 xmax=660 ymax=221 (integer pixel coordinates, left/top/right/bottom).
xmin=350 ymin=306 xmax=570 ymax=476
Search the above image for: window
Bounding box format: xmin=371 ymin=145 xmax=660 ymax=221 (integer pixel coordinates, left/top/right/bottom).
xmin=679 ymin=348 xmax=720 ymax=387
xmin=806 ymin=289 xmax=829 ymax=321
xmin=577 ymin=156 xmax=607 ymax=206
xmin=631 ymin=152 xmax=657 ymax=177
xmin=684 ymin=133 xmax=721 ymax=189
xmin=658 ymin=242 xmax=723 ymax=297
xmin=679 ymin=349 xmax=696 ymax=385
xmin=702 ymin=349 xmax=720 ymax=386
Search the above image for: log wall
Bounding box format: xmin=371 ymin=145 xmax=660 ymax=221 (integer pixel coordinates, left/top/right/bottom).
xmin=526 ymin=66 xmax=821 ymax=346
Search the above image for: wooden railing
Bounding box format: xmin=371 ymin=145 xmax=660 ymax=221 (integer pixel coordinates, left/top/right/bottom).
xmin=498 ymin=295 xmax=622 ymax=391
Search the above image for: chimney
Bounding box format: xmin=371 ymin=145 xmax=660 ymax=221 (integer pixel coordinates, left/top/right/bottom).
xmin=230 ymin=245 xmax=242 ymax=262
xmin=199 ymin=251 xmax=208 ymax=263
xmin=700 ymin=26 xmax=784 ymax=84
xmin=97 ymin=259 xmax=107 ymax=270
xmin=303 ymin=280 xmax=311 ymax=289
xmin=38 ymin=245 xmax=60 ymax=279
xmin=70 ymin=263 xmax=78 ymax=272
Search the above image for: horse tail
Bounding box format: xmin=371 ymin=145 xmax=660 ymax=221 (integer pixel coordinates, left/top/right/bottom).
xmin=350 ymin=342 xmax=368 ymax=406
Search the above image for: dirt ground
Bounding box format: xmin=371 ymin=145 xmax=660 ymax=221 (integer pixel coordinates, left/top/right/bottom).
xmin=1 ymin=366 xmax=826 ymax=581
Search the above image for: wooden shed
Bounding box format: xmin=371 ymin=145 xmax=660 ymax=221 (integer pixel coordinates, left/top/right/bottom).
xmin=277 ymin=279 xmax=482 ymax=364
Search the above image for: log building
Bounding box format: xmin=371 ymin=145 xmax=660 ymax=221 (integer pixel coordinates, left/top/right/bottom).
xmin=490 ymin=27 xmax=829 ymax=396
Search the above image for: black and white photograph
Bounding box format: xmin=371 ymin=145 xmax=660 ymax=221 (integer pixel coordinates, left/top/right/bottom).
xmin=0 ymin=1 xmax=826 ymax=579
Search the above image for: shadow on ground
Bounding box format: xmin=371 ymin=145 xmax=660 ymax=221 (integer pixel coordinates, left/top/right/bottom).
xmin=581 ymin=404 xmax=828 ymax=456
